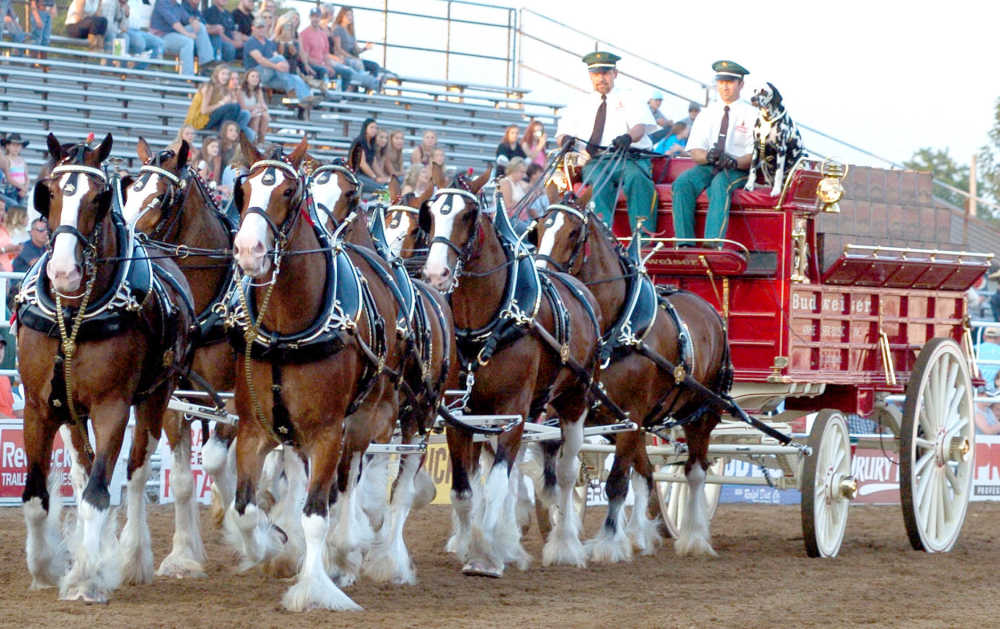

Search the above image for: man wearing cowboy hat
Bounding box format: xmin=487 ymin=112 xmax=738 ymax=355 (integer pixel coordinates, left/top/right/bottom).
xmin=671 ymin=60 xmax=756 ymax=246
xmin=555 ymin=51 xmax=657 ymax=232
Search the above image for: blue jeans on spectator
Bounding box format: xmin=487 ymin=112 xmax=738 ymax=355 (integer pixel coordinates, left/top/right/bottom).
xmin=205 ymin=103 xmax=255 ymax=142
xmin=127 ymin=29 xmax=164 ymax=69
xmin=161 ymin=28 xmax=213 ymax=76
xmin=356 ymin=172 xmax=385 ymax=194
xmin=256 ymin=64 xmax=311 ymax=100
xmin=208 ymin=34 xmax=236 ymax=62
xmin=29 ymin=10 xmax=50 ymax=45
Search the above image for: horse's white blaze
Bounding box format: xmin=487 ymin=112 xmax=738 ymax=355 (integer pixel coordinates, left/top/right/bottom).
xmin=121 ymin=436 xmax=157 ymax=585
xmin=47 ymin=172 xmax=89 ymax=290
xmin=233 ymin=171 xmax=279 ymax=274
xmin=384 ymin=213 xmax=414 ymax=258
xmin=122 ymin=174 xmax=160 ymax=224
xmin=674 ymin=464 xmax=717 ymax=557
xmin=423 ymin=195 xmax=464 ymax=285
xmin=310 ymin=178 xmax=342 ymax=228
xmin=535 ymin=212 xmax=566 ymax=269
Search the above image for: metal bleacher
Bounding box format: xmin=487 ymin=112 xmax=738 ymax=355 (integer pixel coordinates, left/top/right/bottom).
xmin=0 ymin=39 xmax=563 ymax=175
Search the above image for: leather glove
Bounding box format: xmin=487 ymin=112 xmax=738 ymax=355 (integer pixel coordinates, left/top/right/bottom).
xmin=705 ymin=147 xmax=721 ymax=165
xmin=717 ymin=153 xmax=739 ymax=171
xmin=611 ymin=133 xmax=632 ymax=151
xmin=560 ymin=135 xmax=576 ymax=151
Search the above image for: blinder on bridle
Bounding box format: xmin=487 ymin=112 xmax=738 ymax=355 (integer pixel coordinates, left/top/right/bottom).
xmin=534 ymin=202 xmax=590 ymax=274
xmin=307 ymin=160 xmax=360 ymax=228
xmin=131 ymin=152 xmax=188 ymax=239
xmin=238 ymin=158 xmax=305 ymax=253
xmin=424 ymin=186 xmax=483 ymax=262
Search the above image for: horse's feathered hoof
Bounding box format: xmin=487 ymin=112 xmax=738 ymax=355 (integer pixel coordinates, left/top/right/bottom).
xmin=461 ymin=560 xmax=502 ymax=578
xmin=60 ymin=585 xmax=110 ymax=604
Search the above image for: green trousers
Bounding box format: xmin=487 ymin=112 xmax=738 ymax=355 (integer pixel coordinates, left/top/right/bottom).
xmin=671 ymin=164 xmax=748 ymax=244
xmin=582 ymin=155 xmax=656 ymax=232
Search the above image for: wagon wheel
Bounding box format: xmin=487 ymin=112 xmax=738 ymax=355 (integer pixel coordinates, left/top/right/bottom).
xmin=654 ymin=456 xmax=725 ymax=539
xmin=900 ymin=338 xmax=975 ymax=553
xmin=519 ymin=444 xmax=589 ymax=541
xmin=800 ymin=409 xmax=854 ymax=558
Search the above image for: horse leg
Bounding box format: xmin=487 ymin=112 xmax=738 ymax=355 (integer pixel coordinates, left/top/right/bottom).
xmin=327 ymin=451 xmax=367 ymax=587
xmin=624 ymin=433 xmax=662 ymax=555
xmin=204 ymin=420 xmax=237 ymax=529
xmin=675 ymin=415 xmax=719 ymax=557
xmin=156 ymin=410 xmax=207 ymax=579
xmin=542 ymin=406 xmax=587 ymax=567
xmin=444 ymin=425 xmax=476 ymax=560
xmin=256 ymin=446 xmax=284 ymax=513
xmin=22 ymin=403 xmax=68 ymax=589
xmin=223 ymin=423 xmax=282 ymax=572
xmin=60 ymin=424 xmax=90 ymax=505
xmin=533 ymin=439 xmax=560 ymax=536
xmin=283 ymin=436 xmax=361 ymax=612
xmin=363 ymin=440 xmax=422 ymax=584
xmin=264 ymin=446 xmax=308 ymax=578
xmin=60 ymin=397 xmax=130 ymax=603
xmin=463 ymin=420 xmax=526 ymax=578
xmin=586 ymin=448 xmax=634 ymax=563
xmin=119 ymin=403 xmax=161 ymax=585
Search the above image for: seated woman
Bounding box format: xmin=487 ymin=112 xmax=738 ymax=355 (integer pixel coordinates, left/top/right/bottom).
xmin=349 ymin=118 xmax=387 ymax=193
xmin=498 ymin=156 xmax=530 ymax=233
xmin=383 ymin=129 xmax=405 ymax=184
xmin=332 ymin=6 xmax=392 ymax=90
xmin=169 ymin=125 xmax=202 ymax=166
xmin=187 ymin=65 xmax=256 ymax=141
xmin=495 ymin=124 xmax=525 ymax=177
xmin=410 ymin=129 xmax=437 ymax=167
xmin=401 ymin=163 xmax=432 ymax=198
xmin=371 ymin=129 xmax=393 ymax=186
xmin=238 ymin=68 xmax=271 ymax=142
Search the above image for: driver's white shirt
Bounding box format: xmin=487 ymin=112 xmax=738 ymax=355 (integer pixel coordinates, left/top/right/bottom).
xmin=557 ymin=87 xmax=653 ymax=151
xmin=685 ymin=98 xmax=756 ymax=157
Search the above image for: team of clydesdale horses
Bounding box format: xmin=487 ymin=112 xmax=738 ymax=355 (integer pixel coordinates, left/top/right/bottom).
xmin=16 ymin=132 xmax=733 ymax=610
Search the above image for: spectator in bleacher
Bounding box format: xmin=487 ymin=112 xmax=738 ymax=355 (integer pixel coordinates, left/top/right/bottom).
xmin=410 ymin=130 xmax=437 ymax=167
xmin=332 ymin=7 xmax=389 ymax=92
xmin=169 ymin=125 xmax=201 ymax=164
xmin=678 ymin=101 xmax=701 ymax=129
xmin=220 ymin=143 xmax=247 ymax=204
xmin=652 ymin=120 xmax=689 ymax=156
xmin=12 ymin=217 xmax=47 ymax=273
xmin=349 ymin=118 xmax=388 ymax=192
xmin=112 ymin=0 xmax=165 ymax=68
xmin=300 ymin=5 xmax=360 ymax=93
xmin=204 ymin=0 xmax=243 ymax=63
xmin=65 ymin=0 xmax=110 ymax=50
xmin=384 ymin=129 xmax=405 ymax=184
xmin=371 ymin=128 xmax=392 ymax=185
xmin=0 ymin=199 xmax=21 ymax=271
xmin=273 ymin=10 xmax=326 ymax=92
xmin=187 ymin=65 xmax=256 ymax=141
xmin=219 ymin=120 xmax=240 ymax=166
xmin=498 ymin=156 xmax=529 ymax=226
xmin=29 ymin=0 xmax=57 ymax=46
xmin=243 ymin=16 xmax=316 ymax=106
xmin=521 ymin=120 xmax=547 ymax=168
xmin=495 ymin=124 xmax=525 ymax=177
xmin=151 ymin=0 xmax=215 ymax=76
xmin=239 ymin=67 xmax=270 ymax=140
xmin=3 ymin=0 xmax=29 ymax=44
xmin=524 ymin=162 xmax=550 ymax=219
xmin=431 ymin=147 xmax=447 ymax=177
xmin=198 ymin=136 xmax=223 ymax=185
xmin=647 ymin=91 xmax=672 ymax=144
xmin=401 ymin=163 xmax=431 ymax=198
xmin=0 ymin=134 xmax=30 ymax=206
xmin=232 ymin=0 xmax=253 ymax=38
xmin=5 ymin=204 xmax=27 ymax=245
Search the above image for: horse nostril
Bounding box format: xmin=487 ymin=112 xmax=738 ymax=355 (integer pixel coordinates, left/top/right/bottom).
xmin=440 ymin=266 xmax=450 ymax=278
xmin=252 ymin=241 xmax=265 ymax=256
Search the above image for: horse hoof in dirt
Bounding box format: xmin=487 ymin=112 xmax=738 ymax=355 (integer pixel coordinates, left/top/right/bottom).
xmin=155 ymin=555 xmax=207 ymax=579
xmin=585 ymin=527 xmax=633 ymax=564
xmin=673 ymin=534 xmax=718 ymax=558
xmin=461 ymin=560 xmax=502 ymax=578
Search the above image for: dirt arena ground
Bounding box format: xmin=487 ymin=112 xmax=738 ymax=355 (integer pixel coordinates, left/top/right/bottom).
xmin=1 ymin=501 xmax=998 ymax=628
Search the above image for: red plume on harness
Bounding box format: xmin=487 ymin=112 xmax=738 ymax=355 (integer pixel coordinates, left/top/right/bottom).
xmin=85 ymin=132 xmax=95 ymax=146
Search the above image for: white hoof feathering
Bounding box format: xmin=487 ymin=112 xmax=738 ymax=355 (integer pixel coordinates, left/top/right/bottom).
xmin=363 ymin=451 xmax=420 ymax=585
xmin=625 ymin=472 xmax=662 ymax=555
xmin=121 ymin=445 xmax=156 ymax=585
xmin=411 ymin=468 xmax=436 ymax=510
xmin=59 ymin=501 xmax=122 ymax=603
xmin=445 ymin=488 xmax=474 ymax=558
xmin=265 ymin=448 xmax=308 ymax=578
xmin=464 ymin=464 xmax=509 ymax=574
xmin=586 ymin=499 xmax=633 ymax=563
xmin=542 ymin=420 xmax=586 ymax=568
xmin=224 ymin=502 xmax=283 ymax=571
xmin=497 ymin=470 xmax=530 ymax=570
xmin=673 ymin=464 xmax=717 ymax=557
xmin=157 ymin=435 xmax=207 ymax=578
xmin=24 ymin=470 xmax=69 ymax=589
xmin=283 ymin=514 xmax=361 ymax=612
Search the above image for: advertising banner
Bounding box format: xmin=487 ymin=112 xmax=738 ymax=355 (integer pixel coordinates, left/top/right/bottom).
xmin=156 ymin=421 xmax=214 ymax=505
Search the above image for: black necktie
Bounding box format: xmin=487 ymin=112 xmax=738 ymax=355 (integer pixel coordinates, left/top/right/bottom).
xmin=588 ymin=95 xmax=607 ymax=154
xmin=712 ymin=105 xmax=730 ymax=155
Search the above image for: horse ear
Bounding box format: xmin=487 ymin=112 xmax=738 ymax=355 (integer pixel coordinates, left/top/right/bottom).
xmin=33 ymin=180 xmax=50 ymax=219
xmin=768 ymin=82 xmax=782 ymax=107
xmin=469 ymin=165 xmax=493 ymax=194
xmin=577 ymin=186 xmax=593 ymax=211
xmin=416 ymin=182 xmax=434 ymax=208
xmin=177 ymin=141 xmax=190 ymax=170
xmin=347 ymin=142 xmax=363 ymax=171
xmin=232 ymin=175 xmax=245 ymax=213
xmin=95 ymin=133 xmax=113 ymax=163
xmin=240 ymin=131 xmax=261 ymax=165
xmin=545 ymin=180 xmax=560 ymax=204
xmin=289 ymin=136 xmax=309 ymax=167
xmin=430 ymin=162 xmax=446 ymax=189
xmin=137 ymin=137 xmax=152 ymax=163
xmin=388 ymin=175 xmax=400 ymax=201
xmin=46 ymin=133 xmax=62 ymax=162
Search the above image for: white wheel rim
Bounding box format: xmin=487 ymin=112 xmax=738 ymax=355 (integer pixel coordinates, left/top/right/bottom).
xmin=909 ymin=344 xmax=974 ymax=552
xmin=812 ymin=414 xmax=850 ymax=557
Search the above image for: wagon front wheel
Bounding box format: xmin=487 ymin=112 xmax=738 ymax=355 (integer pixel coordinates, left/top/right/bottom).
xmin=900 ymin=337 xmax=975 ymax=553
xmin=800 ymin=409 xmax=854 ymax=558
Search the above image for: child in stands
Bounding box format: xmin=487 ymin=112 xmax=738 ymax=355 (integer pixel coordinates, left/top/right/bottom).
xmin=239 ymin=67 xmax=270 ymax=142
xmin=0 ymin=134 xmax=30 ymax=206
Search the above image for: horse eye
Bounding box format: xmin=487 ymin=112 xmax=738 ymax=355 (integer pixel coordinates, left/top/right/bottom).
xmin=283 ymin=187 xmax=293 ymax=197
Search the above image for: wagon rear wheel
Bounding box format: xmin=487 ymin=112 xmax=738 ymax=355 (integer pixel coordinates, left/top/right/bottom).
xmin=655 ymin=456 xmax=725 ymax=539
xmin=800 ymin=409 xmax=853 ymax=558
xmin=900 ymin=338 xmax=975 ymax=553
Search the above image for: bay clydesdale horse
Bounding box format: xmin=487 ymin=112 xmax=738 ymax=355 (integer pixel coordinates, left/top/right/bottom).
xmin=225 ymin=137 xmax=404 ymax=610
xmin=19 ymin=133 xmax=195 ymax=602
xmin=532 ymin=181 xmax=732 ymax=560
xmin=420 ymin=168 xmax=603 ymax=577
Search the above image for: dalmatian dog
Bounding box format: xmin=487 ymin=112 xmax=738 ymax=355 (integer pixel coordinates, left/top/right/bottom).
xmin=745 ymin=82 xmax=803 ymax=197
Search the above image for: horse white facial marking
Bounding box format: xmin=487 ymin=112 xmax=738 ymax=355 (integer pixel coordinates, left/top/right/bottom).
xmin=535 ymin=212 xmax=566 ymax=270
xmin=233 ymin=169 xmax=280 ymax=277
xmin=47 ymin=171 xmax=91 ymax=293
xmin=384 ymin=211 xmax=415 ymax=258
xmin=122 ymin=172 xmax=161 ymax=225
xmin=309 ymin=173 xmax=343 ymax=235
xmin=422 ymin=194 xmax=464 ymax=288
